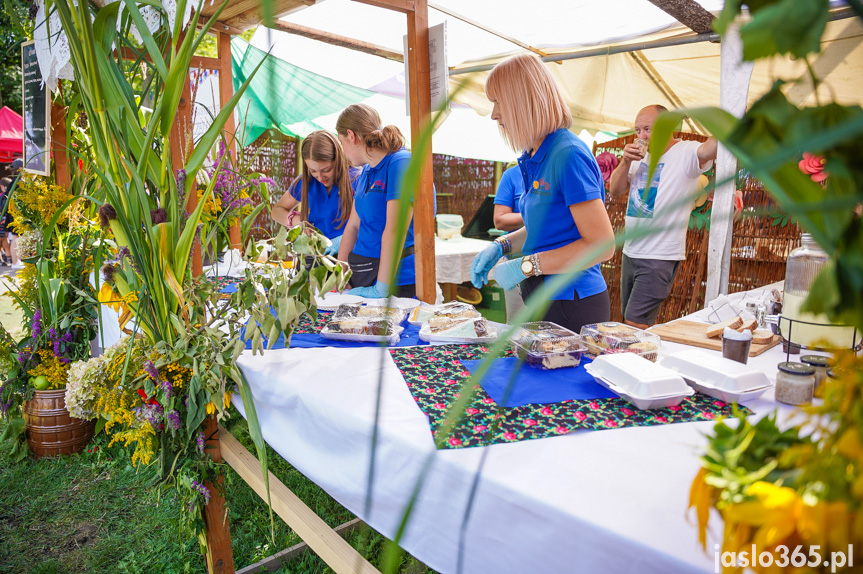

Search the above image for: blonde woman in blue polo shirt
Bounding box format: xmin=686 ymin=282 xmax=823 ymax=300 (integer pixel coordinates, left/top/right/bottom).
xmin=471 ymin=54 xmax=616 ymax=332
xmin=272 ymin=130 xmax=357 ymax=255
xmin=335 ymin=103 xmax=418 ymax=299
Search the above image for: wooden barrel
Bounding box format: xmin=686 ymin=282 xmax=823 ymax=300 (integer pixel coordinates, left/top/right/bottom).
xmin=23 ymin=388 xmax=95 ymax=457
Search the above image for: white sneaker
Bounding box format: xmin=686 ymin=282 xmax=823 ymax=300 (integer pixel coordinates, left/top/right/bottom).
xmin=10 ymin=262 xmax=24 ymax=270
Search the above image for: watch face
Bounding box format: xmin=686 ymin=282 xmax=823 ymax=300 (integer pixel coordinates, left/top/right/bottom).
xmin=521 ymin=258 xmax=532 ymax=275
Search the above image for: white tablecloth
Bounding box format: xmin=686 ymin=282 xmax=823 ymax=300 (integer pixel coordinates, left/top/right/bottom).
xmin=434 ymin=236 xmax=492 ymax=284
xmin=234 ymin=294 xmax=818 ymax=574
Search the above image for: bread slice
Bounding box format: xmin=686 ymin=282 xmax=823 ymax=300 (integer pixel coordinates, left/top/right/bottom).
xmin=751 ymin=329 xmax=775 ymax=345
xmin=737 ymin=319 xmax=758 ymax=333
xmin=706 ymin=316 xmax=743 ymax=339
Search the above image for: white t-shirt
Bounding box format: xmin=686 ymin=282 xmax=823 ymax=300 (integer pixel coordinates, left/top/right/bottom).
xmin=622 ymin=140 xmax=712 ymax=261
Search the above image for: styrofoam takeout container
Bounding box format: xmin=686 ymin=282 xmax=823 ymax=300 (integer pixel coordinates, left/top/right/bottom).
xmin=419 ymin=318 xmax=498 ymax=344
xmin=585 ymin=353 xmax=694 ymax=410
xmin=659 ymin=349 xmax=772 ymax=393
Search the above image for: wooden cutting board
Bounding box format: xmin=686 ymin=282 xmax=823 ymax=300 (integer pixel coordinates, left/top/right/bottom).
xmin=648 ymin=320 xmax=780 ymax=357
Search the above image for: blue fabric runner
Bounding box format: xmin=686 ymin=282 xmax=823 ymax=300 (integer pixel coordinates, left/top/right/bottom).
xmin=243 ymin=321 xmax=427 ymax=349
xmin=462 ymin=356 xmax=618 ymax=407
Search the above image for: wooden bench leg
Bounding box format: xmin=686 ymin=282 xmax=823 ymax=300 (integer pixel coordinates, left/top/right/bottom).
xmin=204 ymin=415 xmax=235 ymax=573
xmin=218 ymin=425 xmax=381 ymax=574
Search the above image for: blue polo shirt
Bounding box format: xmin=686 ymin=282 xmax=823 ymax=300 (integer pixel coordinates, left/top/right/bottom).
xmin=494 ymin=165 xmax=524 ymax=214
xmin=289 ymin=167 xmax=360 ymax=239
xmin=352 ymin=148 xmax=416 ymax=286
xmin=517 ymin=128 xmax=608 ymax=301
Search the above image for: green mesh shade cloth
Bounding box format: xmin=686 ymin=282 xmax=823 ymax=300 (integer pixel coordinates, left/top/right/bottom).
xmin=232 ymin=38 xmax=374 ymax=145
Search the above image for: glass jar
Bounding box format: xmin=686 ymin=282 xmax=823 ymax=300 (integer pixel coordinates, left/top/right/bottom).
xmin=800 ymin=355 xmax=829 ymax=394
xmin=775 ymin=362 xmax=816 ymax=405
xmin=782 ymin=234 xmax=856 ymax=349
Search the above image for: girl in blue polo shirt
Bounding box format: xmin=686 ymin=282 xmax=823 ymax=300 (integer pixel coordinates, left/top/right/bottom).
xmin=471 ymin=54 xmax=616 ymax=332
xmin=335 ymin=103 xmax=417 ymax=299
xmin=272 ymin=130 xmax=357 ymax=255
xmin=493 ymin=164 xmax=525 ymax=232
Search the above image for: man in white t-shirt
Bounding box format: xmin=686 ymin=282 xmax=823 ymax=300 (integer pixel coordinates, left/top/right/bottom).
xmin=609 ymin=105 xmax=717 ymax=329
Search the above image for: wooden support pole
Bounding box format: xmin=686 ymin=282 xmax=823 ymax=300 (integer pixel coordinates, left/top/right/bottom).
xmin=170 ymin=39 xmax=202 ymax=277
xmin=219 ymin=31 xmax=243 ymax=250
xmin=202 ymin=415 xmax=235 ymax=574
xmin=405 ymin=0 xmax=437 ymax=303
xmin=51 ymin=102 xmax=70 ymax=189
xmin=218 ymin=426 xmax=381 ymax=574
xmin=271 ymin=21 xmax=404 ymax=63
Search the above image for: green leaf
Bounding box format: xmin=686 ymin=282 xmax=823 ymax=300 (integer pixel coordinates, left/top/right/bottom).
xmin=739 ymin=0 xmax=830 ymax=60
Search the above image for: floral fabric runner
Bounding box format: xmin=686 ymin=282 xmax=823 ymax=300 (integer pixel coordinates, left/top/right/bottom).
xmin=389 ymin=344 xmax=748 ymax=450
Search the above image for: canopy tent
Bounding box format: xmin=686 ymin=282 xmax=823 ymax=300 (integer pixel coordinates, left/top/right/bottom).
xmin=228 ymin=38 xmax=518 ymax=161
xmin=0 ymin=106 xmax=23 ymax=162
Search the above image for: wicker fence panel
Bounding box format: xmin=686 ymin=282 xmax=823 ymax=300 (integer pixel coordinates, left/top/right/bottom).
xmin=244 ymin=130 xmax=299 ymax=241
xmin=593 ymin=133 xmax=798 ymax=324
xmin=432 ymin=154 xmax=498 ymax=230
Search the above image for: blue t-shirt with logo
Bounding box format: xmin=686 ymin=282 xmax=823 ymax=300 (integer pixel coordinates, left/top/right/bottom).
xmin=517 ymin=128 xmax=608 ymax=301
xmin=493 ymin=165 xmax=524 ymax=214
xmin=289 ymin=166 xmax=360 ymax=239
xmin=352 ymin=148 xmax=417 ymax=286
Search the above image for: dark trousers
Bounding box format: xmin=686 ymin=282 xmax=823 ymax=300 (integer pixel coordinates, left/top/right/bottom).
xmin=520 ymin=275 xmax=610 ymax=333
xmin=347 ymin=252 xmax=416 ymax=298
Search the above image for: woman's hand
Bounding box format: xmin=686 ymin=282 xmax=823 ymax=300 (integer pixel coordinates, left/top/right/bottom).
xmin=346 ymin=280 xmax=389 ymax=299
xmin=470 ymin=242 xmax=503 ymax=288
xmin=493 ymin=258 xmax=527 ymax=291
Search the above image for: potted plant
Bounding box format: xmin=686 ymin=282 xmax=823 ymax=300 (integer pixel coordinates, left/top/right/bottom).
xmin=0 ymin=174 xmax=102 ymax=459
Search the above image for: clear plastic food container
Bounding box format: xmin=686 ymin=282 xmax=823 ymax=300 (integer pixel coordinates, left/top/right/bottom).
xmin=410 ymin=301 xmax=482 ymax=329
xmin=580 ymin=322 xmax=661 ymax=362
xmin=419 ymin=317 xmax=497 ymax=344
xmin=659 ymin=349 xmax=772 ymax=392
xmin=322 ymin=317 xmax=403 ymax=345
xmin=509 ymin=322 xmax=587 ymax=370
xmin=584 ymin=353 xmax=693 ymax=410
xmin=332 ymin=303 xmax=407 ymax=324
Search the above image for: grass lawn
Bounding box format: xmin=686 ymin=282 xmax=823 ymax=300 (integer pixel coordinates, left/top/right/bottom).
xmin=0 ymin=412 xmax=437 ymax=573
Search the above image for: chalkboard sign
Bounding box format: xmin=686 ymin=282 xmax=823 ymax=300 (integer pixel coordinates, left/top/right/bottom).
xmin=21 ymin=40 xmax=50 ymax=176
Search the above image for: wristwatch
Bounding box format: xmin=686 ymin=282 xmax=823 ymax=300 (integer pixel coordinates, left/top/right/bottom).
xmin=521 ymin=255 xmax=535 ymax=277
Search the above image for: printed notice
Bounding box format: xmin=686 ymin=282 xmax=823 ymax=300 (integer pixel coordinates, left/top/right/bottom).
xmin=21 ymin=40 xmax=50 ymax=175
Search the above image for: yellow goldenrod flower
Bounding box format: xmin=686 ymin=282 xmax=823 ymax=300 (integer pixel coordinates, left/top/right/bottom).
xmin=224 ymin=392 xmax=231 ymax=409
xmin=206 ymin=401 xmax=216 ymax=415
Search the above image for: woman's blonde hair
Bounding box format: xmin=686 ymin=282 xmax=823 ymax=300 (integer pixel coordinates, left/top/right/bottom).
xmin=294 ymin=130 xmax=354 ymax=227
xmin=335 ymin=103 xmax=404 ymax=156
xmin=485 ymin=54 xmax=572 ymax=152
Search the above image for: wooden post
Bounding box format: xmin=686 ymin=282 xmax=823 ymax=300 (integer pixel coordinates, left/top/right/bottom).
xmin=203 ymin=415 xmax=235 ymax=574
xmin=170 ymin=38 xmax=202 ymax=277
xmin=405 ymin=0 xmax=436 ymax=303
xmin=219 ymin=31 xmax=243 ymax=250
xmin=51 ymin=102 xmax=70 ymax=189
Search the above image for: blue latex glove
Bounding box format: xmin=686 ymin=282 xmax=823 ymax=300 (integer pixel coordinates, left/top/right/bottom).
xmin=346 ymin=280 xmax=390 ymax=299
xmin=493 ymin=258 xmax=528 ymax=291
xmin=470 ymin=242 xmax=503 ymax=288
xmin=324 ymin=234 xmax=342 ymax=256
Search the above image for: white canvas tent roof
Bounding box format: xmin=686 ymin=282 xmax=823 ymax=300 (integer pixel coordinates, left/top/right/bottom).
xmin=252 ymin=0 xmax=861 ymax=136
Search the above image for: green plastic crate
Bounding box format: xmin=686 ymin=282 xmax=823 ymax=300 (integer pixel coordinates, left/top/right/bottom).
xmin=476 ymin=281 xmax=506 ymax=324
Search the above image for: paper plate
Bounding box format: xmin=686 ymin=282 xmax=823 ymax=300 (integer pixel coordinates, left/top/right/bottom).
xmin=314 ymin=292 xmax=364 ymax=310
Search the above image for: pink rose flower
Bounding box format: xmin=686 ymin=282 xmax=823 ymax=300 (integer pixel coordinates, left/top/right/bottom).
xmin=588 ymin=401 xmax=599 ymax=410
xmin=621 ymin=408 xmax=634 ymax=416
xmin=454 ymin=393 xmax=461 ymax=398
xmin=418 ymin=375 xmax=428 ymax=381
xmin=503 ymin=432 xmax=517 ymax=441
xmin=712 ymin=400 xmax=726 ymax=408
xmin=461 ymin=371 xmax=471 ymax=377
xmin=654 ymin=415 xmax=667 ymax=423
xmin=604 ymin=420 xmax=618 ymax=428
xmin=575 ymin=411 xmax=587 ymax=421
xmin=482 ymin=397 xmax=495 ymax=404
xmin=668 ymin=405 xmax=682 ymax=412
xmin=595 ymin=151 xmax=619 ymax=183
xmin=436 ymin=367 xmax=446 ymax=372
xmin=540 ymin=407 xmax=553 ymax=416
xmin=798 ymin=152 xmax=828 ymax=183
xmin=423 ymin=388 xmax=434 ymax=394
xmin=406 ymin=354 xmax=415 ymax=358
xmin=474 ymin=425 xmax=487 ymax=432
xmin=443 ymin=350 xmax=452 ymax=355
xmin=433 ymin=402 xmax=446 ymax=410
xmin=704 ymin=412 xmax=715 ymax=419
xmin=466 ymin=407 xmax=479 ymax=415
xmin=448 ymin=437 xmax=463 ymax=446
xmin=555 ymin=426 xmax=569 ymax=434
xmin=429 ymin=357 xmax=438 ymax=362
xmin=523 ymin=419 xmax=537 ymax=427
xmin=444 ymin=379 xmax=456 ymax=385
